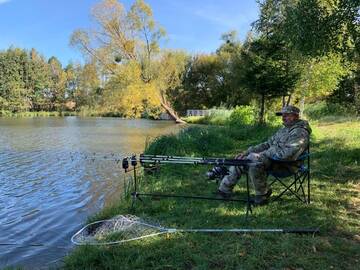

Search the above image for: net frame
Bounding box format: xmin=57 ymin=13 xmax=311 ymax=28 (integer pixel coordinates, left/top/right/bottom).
xmin=71 ymin=215 xmax=319 ymax=246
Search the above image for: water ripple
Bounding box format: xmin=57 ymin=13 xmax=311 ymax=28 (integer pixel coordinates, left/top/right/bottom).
xmin=0 ymin=117 xmax=180 ymax=269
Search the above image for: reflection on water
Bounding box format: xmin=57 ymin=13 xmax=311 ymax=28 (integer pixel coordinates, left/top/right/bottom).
xmin=0 ymin=117 xmax=181 ymax=269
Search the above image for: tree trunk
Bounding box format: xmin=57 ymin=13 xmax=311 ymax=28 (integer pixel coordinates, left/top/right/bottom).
xmin=354 ymin=81 xmax=360 ymax=115
xmin=160 ymin=93 xmax=186 ymax=124
xmin=286 ymin=94 xmax=291 ymax=106
xmin=259 ymin=94 xmax=265 ymax=124
xmin=300 ymin=96 xmax=305 ymax=118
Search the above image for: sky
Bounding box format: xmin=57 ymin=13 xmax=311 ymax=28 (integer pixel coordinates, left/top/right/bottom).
xmin=0 ymin=0 xmax=259 ymax=66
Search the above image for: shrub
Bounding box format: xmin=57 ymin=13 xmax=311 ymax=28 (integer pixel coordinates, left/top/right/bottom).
xmin=206 ymin=108 xmax=233 ymax=125
xmin=0 ymin=110 xmax=13 ymax=117
xmin=304 ymin=101 xmax=356 ymax=120
xmin=228 ymin=106 xmax=255 ymax=126
xmin=145 ymin=126 xmax=234 ymax=157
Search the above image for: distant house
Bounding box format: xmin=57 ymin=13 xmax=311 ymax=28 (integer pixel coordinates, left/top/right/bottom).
xmin=186 ymin=109 xmax=211 ymax=117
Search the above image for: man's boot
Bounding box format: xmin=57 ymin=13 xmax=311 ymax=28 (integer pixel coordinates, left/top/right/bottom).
xmin=253 ymin=188 xmax=272 ymax=205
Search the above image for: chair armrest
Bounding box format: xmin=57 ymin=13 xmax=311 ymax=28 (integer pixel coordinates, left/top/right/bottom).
xmin=269 ymin=156 xmax=296 ymax=163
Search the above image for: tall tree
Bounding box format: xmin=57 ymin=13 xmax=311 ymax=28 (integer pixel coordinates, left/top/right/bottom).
xmin=70 ymin=0 xmax=185 ymax=121
xmin=215 ymin=31 xmax=248 ymax=106
xmin=254 ymin=0 xmax=359 ymax=110
xmin=0 ymin=48 xmax=30 ymax=112
xmin=47 ymin=56 xmax=67 ymax=111
xmin=27 ymin=48 xmax=52 ymax=111
xmin=235 ymin=37 xmax=299 ymax=123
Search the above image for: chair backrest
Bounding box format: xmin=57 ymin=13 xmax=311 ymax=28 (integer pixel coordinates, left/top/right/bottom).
xmin=268 ymin=144 xmax=310 ymax=178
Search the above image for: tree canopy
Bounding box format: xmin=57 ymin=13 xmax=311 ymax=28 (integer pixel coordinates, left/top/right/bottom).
xmin=1 ymin=0 xmax=358 ymax=121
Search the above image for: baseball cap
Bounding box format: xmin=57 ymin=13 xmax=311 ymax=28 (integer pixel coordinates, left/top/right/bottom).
xmin=275 ymin=105 xmax=300 ymax=116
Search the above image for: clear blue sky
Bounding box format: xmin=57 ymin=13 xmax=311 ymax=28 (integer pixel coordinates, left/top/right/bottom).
xmin=0 ymin=0 xmax=259 ymax=66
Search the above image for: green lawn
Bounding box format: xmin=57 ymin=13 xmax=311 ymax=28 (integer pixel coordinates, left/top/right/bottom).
xmin=63 ymin=120 xmax=360 ymax=270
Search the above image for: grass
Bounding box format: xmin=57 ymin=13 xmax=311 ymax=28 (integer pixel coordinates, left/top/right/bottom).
xmin=63 ymin=120 xmax=360 ymax=270
xmin=182 ymin=108 xmax=234 ymax=125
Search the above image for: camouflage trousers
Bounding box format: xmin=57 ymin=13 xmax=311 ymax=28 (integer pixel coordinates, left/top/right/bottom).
xmin=218 ymin=153 xmax=272 ymax=196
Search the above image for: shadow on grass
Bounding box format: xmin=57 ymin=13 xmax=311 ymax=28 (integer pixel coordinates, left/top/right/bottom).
xmin=311 ymin=137 xmax=360 ymax=183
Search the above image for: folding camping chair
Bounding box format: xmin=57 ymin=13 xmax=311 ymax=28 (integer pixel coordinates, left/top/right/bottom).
xmin=268 ymin=146 xmax=311 ymax=204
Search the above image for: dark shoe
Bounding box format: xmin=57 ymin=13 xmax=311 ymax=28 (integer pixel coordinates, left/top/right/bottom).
xmin=253 ymin=188 xmax=272 ymax=205
xmin=206 ymin=166 xmax=229 ymax=180
xmin=213 ymin=189 xmax=232 ymax=199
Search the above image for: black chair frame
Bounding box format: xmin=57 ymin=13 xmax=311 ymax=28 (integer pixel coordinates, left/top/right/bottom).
xmin=268 ymin=145 xmax=311 ymax=204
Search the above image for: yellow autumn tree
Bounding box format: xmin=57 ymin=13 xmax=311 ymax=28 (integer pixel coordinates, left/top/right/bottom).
xmin=70 ymin=0 xmax=186 ymax=121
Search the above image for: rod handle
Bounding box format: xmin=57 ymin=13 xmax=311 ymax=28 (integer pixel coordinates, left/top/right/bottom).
xmin=283 ymin=228 xmax=320 ymax=234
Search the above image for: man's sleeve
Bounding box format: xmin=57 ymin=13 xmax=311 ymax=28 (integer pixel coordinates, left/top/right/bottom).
xmin=262 ymin=128 xmax=309 ymax=160
xmin=245 ymin=134 xmax=275 ymax=154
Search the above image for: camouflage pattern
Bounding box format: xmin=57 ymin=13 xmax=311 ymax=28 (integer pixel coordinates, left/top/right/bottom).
xmin=219 ymin=119 xmax=312 ymax=195
xmin=275 ymin=105 xmax=300 ymax=116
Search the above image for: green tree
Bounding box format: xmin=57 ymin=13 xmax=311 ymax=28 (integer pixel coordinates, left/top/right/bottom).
xmin=76 ymin=62 xmax=102 ymax=108
xmin=235 ymin=37 xmax=299 ymax=123
xmin=215 ymin=31 xmax=249 ymax=107
xmin=47 ymin=56 xmax=67 ymax=111
xmin=27 ymin=48 xmax=52 ymax=111
xmin=172 ymin=54 xmax=225 ymax=114
xmin=0 ymin=48 xmax=30 ymax=112
xmin=254 ymin=0 xmax=358 ymax=110
xmin=294 ymin=53 xmax=351 ymax=107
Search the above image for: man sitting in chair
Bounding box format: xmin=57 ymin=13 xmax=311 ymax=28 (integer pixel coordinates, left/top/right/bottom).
xmin=214 ymin=105 xmax=312 ymax=205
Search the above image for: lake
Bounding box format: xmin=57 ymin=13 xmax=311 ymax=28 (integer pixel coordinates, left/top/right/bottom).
xmin=0 ymin=117 xmax=181 ymax=269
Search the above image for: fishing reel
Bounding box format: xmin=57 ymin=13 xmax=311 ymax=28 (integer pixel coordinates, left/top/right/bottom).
xmin=122 ymin=155 xmax=138 ymax=172
xmin=206 ymin=166 xmax=229 ymax=180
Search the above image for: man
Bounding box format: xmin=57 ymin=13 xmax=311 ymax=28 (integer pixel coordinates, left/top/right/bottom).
xmin=215 ymin=105 xmax=312 ymax=205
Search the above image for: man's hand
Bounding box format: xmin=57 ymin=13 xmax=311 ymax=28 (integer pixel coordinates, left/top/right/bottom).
xmin=247 ymin=152 xmax=261 ymax=161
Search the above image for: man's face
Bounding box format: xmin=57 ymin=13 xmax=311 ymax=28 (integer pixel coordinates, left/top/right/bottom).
xmin=282 ymin=113 xmax=299 ymax=126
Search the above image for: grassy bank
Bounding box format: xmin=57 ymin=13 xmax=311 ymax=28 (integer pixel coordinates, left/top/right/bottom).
xmin=64 ymin=120 xmax=360 ymax=270
xmin=183 ymin=103 xmax=359 ymax=126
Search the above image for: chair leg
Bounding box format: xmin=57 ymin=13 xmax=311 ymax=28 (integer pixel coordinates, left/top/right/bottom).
xmin=307 ymin=171 xmax=311 ymax=204
xmin=271 ymin=177 xmax=306 ymax=203
xmin=296 ymin=172 xmax=309 ymax=203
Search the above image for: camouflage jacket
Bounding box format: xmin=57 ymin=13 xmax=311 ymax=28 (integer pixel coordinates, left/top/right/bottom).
xmin=246 ymin=120 xmax=312 ymax=161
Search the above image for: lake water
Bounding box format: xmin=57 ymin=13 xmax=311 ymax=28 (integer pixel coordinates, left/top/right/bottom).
xmin=0 ymin=117 xmax=181 ymax=269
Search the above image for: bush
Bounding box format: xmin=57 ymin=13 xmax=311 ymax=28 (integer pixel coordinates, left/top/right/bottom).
xmin=228 ymin=106 xmax=255 ymax=126
xmin=0 ymin=110 xmax=13 ymax=117
xmin=304 ymin=101 xmax=356 ymax=120
xmin=145 ymin=126 xmax=234 ymax=157
xmin=206 ymin=108 xmax=233 ymax=125
xmin=182 ymin=108 xmax=233 ymax=125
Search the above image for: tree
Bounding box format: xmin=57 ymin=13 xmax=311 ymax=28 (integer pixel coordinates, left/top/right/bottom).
xmin=70 ymin=0 xmax=185 ymax=121
xmin=215 ymin=31 xmax=248 ymax=107
xmin=282 ymin=0 xmax=359 ymax=58
xmin=294 ymin=53 xmax=351 ymax=104
xmin=254 ymin=0 xmax=358 ymax=111
xmin=75 ymin=62 xmax=102 ymax=108
xmin=235 ymin=37 xmax=299 ymax=123
xmin=255 ymin=0 xmax=359 ymax=58
xmin=27 ymin=48 xmax=52 ymax=111
xmin=0 ymin=48 xmax=30 ymax=112
xmin=47 ymin=56 xmax=67 ymax=111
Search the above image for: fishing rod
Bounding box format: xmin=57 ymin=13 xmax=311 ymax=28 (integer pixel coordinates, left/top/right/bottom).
xmin=68 ymin=152 xmax=256 ymax=168
xmin=120 ymin=154 xmax=255 ymax=217
xmin=121 ymin=154 xmax=258 ymax=167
